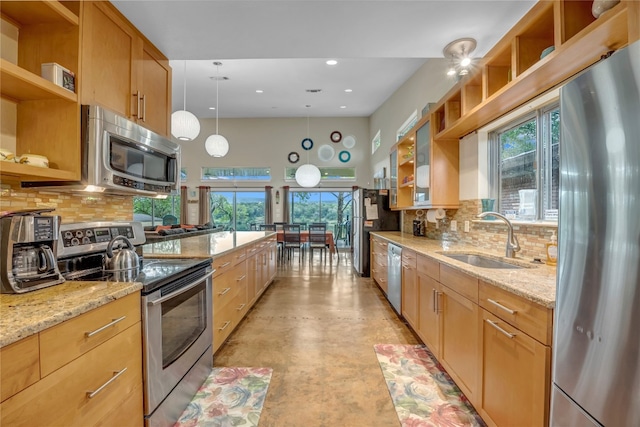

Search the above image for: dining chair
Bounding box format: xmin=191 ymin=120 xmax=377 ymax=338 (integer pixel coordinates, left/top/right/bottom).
xmin=308 ymin=224 xmax=329 ymax=264
xmin=282 ymin=224 xmax=304 ymax=263
xmin=259 ymin=224 xmax=276 ymax=231
xmin=249 ymin=223 xmax=258 ymax=231
xmin=292 ymin=222 xmax=307 ymax=231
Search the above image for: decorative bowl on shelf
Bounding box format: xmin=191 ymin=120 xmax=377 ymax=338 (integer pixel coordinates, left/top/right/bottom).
xmin=18 ymin=154 xmax=49 ymax=168
xmin=592 ymin=0 xmax=619 ymax=18
xmin=0 ymin=148 xmax=16 ymax=162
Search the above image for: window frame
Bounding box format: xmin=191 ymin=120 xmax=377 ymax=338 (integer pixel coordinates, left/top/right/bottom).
xmin=284 ymin=166 xmax=356 ymax=183
xmin=201 ymin=167 xmax=272 ymax=182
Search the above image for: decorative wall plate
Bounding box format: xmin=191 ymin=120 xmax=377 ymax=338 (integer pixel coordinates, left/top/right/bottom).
xmin=338 ymin=150 xmax=351 ymax=163
xmin=288 ymin=151 xmax=300 ymax=163
xmin=330 ymin=131 xmax=342 ymax=143
xmin=342 ymin=135 xmax=356 ymax=149
xmin=318 ymin=144 xmax=335 ymax=162
xmin=301 ymin=138 xmax=314 ymax=150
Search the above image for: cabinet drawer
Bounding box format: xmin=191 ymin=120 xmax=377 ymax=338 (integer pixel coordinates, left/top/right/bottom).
xmin=213 ymin=264 xmax=243 ymax=311
xmin=479 ymin=281 xmax=553 ymax=345
xmin=417 ymin=254 xmax=440 ymax=281
xmin=439 ymin=264 xmax=478 ymax=303
xmin=1 ymin=324 xmax=143 ymax=427
xmin=212 ymin=252 xmax=234 ymax=278
xmin=231 ymin=283 xmax=249 ymax=325
xmin=1 ymin=335 xmax=40 ymax=402
xmin=39 ymin=292 xmax=141 ymax=377
xmin=402 ymin=249 xmax=417 ymax=268
xmin=232 ymin=248 xmax=247 ymax=266
xmin=213 ymin=301 xmax=236 ymax=352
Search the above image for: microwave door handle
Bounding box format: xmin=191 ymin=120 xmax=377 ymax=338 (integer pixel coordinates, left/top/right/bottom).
xmin=147 ymin=270 xmax=215 ymax=306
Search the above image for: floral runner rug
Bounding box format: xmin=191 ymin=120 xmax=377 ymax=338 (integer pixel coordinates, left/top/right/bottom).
xmin=374 ymin=344 xmax=486 ymax=427
xmin=175 ymin=367 xmax=273 ymax=427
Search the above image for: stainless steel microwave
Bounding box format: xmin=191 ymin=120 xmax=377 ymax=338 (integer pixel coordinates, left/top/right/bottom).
xmin=23 ymin=105 xmax=181 ymax=196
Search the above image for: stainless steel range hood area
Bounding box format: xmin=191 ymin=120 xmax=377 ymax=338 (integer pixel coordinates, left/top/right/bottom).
xmin=21 ymin=105 xmax=181 ymax=197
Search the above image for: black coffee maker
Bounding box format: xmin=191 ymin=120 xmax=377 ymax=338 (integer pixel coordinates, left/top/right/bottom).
xmin=413 ymin=219 xmax=425 ymax=236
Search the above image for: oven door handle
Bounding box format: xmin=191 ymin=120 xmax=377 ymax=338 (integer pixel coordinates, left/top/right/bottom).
xmin=147 ymin=270 xmax=215 ymax=306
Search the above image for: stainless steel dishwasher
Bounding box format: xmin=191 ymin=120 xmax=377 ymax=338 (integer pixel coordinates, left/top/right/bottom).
xmin=387 ymin=243 xmax=402 ymax=314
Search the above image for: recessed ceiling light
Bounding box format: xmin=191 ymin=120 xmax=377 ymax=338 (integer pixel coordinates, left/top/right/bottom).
xmin=256 ymin=89 xmax=264 ymax=93
xmin=344 ymin=89 xmax=353 ymax=93
xmin=326 ymin=60 xmax=338 ymax=66
xmin=209 ymin=107 xmax=216 ymax=110
xmin=340 ymin=106 xmax=347 ymax=109
xmin=306 ymin=89 xmax=322 ymax=93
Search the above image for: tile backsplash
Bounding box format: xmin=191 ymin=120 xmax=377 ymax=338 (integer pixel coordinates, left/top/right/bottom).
xmin=403 ymin=199 xmax=558 ymax=261
xmin=0 ymin=185 xmax=133 ymax=223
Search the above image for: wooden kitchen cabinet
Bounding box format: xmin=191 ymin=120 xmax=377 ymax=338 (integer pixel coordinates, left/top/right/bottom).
xmin=0 ymin=293 xmax=143 ymax=427
xmin=370 ymin=236 xmax=388 ymax=294
xmin=401 ymin=249 xmax=418 ymax=329
xmin=80 ymin=2 xmax=171 ymax=136
xmin=417 ymin=267 xmax=441 ymax=357
xmin=0 ymin=334 xmax=40 ymax=402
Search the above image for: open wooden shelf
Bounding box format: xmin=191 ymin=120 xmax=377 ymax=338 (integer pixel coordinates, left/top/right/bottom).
xmin=0 ymin=1 xmax=78 ymax=26
xmin=399 ymin=156 xmax=414 ymax=167
xmin=0 ymin=161 xmax=78 ymax=181
xmin=0 ymin=59 xmax=77 ymax=102
xmin=400 ymin=180 xmax=414 ymax=188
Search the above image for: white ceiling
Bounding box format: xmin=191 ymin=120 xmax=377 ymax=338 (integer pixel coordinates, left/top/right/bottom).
xmin=112 ymin=0 xmax=536 ymax=119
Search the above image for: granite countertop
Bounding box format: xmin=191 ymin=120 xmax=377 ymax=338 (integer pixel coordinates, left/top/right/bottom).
xmin=371 ymin=231 xmax=556 ymax=309
xmin=0 ymin=280 xmax=142 ymax=348
xmin=142 ymin=230 xmax=276 ymax=259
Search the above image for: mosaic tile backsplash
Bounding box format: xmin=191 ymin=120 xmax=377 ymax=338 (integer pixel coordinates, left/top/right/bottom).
xmin=403 ymin=199 xmax=558 ymax=261
xmin=0 ymin=185 xmax=133 ymax=223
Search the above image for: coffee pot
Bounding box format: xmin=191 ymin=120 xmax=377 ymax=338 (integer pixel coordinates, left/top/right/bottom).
xmin=413 ymin=219 xmax=425 ymax=236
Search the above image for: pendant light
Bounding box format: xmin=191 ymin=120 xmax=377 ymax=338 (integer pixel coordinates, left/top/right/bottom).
xmin=295 ymin=108 xmax=321 ymax=188
xmin=171 ymin=61 xmax=201 ymax=141
xmin=205 ymin=61 xmax=230 ymax=157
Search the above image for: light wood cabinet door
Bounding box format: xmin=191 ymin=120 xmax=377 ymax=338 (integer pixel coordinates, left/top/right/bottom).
xmin=417 ymin=273 xmax=441 ymax=358
xmin=0 ymin=335 xmax=40 ymax=402
xmin=137 ymin=43 xmax=171 ymax=135
xmin=440 ymin=284 xmax=480 ymax=406
xmin=81 ymin=2 xmax=136 ymax=117
xmin=401 ymin=250 xmax=418 ymax=329
xmin=480 ymin=309 xmax=551 ymax=427
xmin=247 ymin=250 xmax=258 ymax=307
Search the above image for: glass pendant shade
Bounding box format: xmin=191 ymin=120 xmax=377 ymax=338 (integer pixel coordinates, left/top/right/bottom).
xmin=295 ymin=163 xmax=321 ymax=188
xmin=171 ymin=110 xmax=200 ymax=141
xmin=205 ymin=134 xmax=229 ymax=157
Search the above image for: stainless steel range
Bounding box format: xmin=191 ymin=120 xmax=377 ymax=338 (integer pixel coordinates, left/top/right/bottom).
xmin=57 ymin=221 xmax=213 ymax=427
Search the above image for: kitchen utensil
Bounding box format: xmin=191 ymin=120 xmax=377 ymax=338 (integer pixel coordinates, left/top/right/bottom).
xmin=104 ymin=235 xmax=140 ymax=273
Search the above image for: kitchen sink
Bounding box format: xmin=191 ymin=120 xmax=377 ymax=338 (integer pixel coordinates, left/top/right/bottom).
xmin=441 ymin=253 xmax=524 ymax=269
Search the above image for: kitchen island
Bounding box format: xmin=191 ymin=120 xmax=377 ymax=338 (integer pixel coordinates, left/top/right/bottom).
xmin=371 ymin=231 xmax=556 ymax=427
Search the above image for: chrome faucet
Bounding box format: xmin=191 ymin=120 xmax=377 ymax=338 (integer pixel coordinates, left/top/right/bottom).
xmin=477 ymin=211 xmax=521 ymax=258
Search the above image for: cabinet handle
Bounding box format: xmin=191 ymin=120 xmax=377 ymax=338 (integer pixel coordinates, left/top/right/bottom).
xmin=236 ymin=275 xmax=247 ymax=281
xmin=486 ymin=319 xmax=515 ymax=339
xmin=132 ymin=91 xmax=141 ymax=118
xmin=218 ymin=261 xmax=231 ymax=269
xmin=236 ymin=303 xmax=246 ymax=311
xmin=432 ymin=289 xmax=437 ymax=313
xmin=140 ymin=93 xmax=146 ymax=122
xmin=219 ymin=321 xmax=231 ymax=331
xmin=85 ymin=316 xmax=126 ymax=338
xmin=237 ymin=253 xmax=246 ymax=259
xmin=219 ymin=287 xmax=231 ymax=296
xmin=487 ymin=298 xmax=517 ymax=315
xmin=87 ymin=368 xmax=127 ymax=399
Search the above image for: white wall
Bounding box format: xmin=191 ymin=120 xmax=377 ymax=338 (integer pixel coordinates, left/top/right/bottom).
xmin=179 ymin=116 xmax=370 ymax=190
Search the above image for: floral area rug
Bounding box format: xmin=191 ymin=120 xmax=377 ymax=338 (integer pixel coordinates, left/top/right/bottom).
xmin=175 ymin=367 xmax=273 ymax=427
xmin=374 ymin=344 xmax=486 ymax=427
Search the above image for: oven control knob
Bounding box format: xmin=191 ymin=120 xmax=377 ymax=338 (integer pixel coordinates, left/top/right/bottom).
xmin=64 ymin=231 xmax=73 ymax=239
xmin=75 ymin=230 xmax=83 ymax=238
xmin=71 ymin=238 xmax=80 ymax=246
xmin=85 ymin=230 xmax=94 ymax=237
xmin=82 ymin=237 xmax=91 ymax=244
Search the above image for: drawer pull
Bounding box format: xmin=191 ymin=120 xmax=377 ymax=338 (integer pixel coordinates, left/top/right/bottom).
xmin=236 ymin=275 xmax=247 ymax=281
xmin=236 ymin=303 xmax=246 ymax=311
xmin=486 ymin=319 xmax=515 ymax=339
xmin=487 ymin=298 xmax=517 ymax=315
xmin=218 ymin=261 xmax=231 ymax=269
xmin=237 ymin=253 xmax=246 ymax=259
xmin=219 ymin=321 xmax=231 ymax=331
xmin=85 ymin=316 xmax=126 ymax=338
xmin=432 ymin=289 xmax=437 ymax=312
xmin=87 ymin=368 xmax=127 ymax=399
xmin=219 ymin=287 xmax=231 ymax=296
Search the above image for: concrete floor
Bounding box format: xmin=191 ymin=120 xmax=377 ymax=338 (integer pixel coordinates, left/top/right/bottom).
xmin=214 ymin=250 xmax=420 ymax=426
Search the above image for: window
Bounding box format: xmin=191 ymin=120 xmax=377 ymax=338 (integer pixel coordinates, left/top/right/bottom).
xmin=371 ymin=130 xmax=381 ymax=154
xmin=289 ymin=190 xmax=353 ymax=234
xmin=489 ymin=104 xmax=559 ymax=221
xmin=397 ymin=110 xmax=418 ymax=141
xmin=284 ymin=167 xmax=356 ymax=182
xmin=209 ymin=190 xmax=266 ymax=231
xmin=202 ymin=167 xmax=271 ymax=181
xmin=133 ymin=195 xmax=181 ymax=226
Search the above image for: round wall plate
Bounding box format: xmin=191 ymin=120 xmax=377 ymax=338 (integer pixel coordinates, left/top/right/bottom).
xmin=330 ymin=131 xmax=342 ymax=143
xmin=288 ymin=151 xmax=300 ymax=163
xmin=318 ymin=144 xmax=335 ymax=162
xmin=301 ymin=138 xmax=314 ymax=150
xmin=342 ymin=135 xmax=356 ymax=149
xmin=338 ymin=150 xmax=351 ymax=163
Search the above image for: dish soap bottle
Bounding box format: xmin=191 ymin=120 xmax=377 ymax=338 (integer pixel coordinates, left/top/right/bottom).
xmin=546 ymin=231 xmax=558 ymax=266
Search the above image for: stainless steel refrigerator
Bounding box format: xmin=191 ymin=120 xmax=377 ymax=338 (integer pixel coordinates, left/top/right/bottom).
xmin=352 ymin=188 xmax=400 ymax=276
xmin=551 ymin=40 xmax=640 ymax=426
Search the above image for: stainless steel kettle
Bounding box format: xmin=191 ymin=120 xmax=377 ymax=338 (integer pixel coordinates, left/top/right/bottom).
xmin=104 ymin=235 xmax=140 ymax=275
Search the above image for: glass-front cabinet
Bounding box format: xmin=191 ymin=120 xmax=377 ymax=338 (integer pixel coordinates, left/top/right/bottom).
xmin=389 ymin=133 xmax=415 ymax=209
xmin=414 ymin=120 xmax=430 ymax=205
xmin=389 ymin=150 xmax=398 ymax=208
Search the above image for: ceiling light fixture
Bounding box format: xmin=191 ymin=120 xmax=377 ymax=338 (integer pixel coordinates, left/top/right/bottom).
xmin=326 ymin=59 xmax=338 ymax=65
xmin=256 ymin=89 xmax=264 ymax=93
xmin=171 ymin=61 xmax=201 ymax=141
xmin=443 ymin=37 xmax=477 ymax=77
xmin=344 ymin=89 xmax=353 ymax=93
xmin=205 ymin=62 xmax=229 ymax=157
xmin=295 ymin=107 xmax=321 ymax=188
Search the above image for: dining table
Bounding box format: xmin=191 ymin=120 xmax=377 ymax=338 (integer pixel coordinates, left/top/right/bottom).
xmin=275 ymin=230 xmax=336 ymax=255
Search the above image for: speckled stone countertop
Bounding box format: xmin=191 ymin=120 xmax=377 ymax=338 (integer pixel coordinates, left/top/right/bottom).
xmin=142 ymin=231 xmax=275 ymax=259
xmin=371 ymin=232 xmax=556 ymax=309
xmin=0 ymin=281 xmax=142 ymax=348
